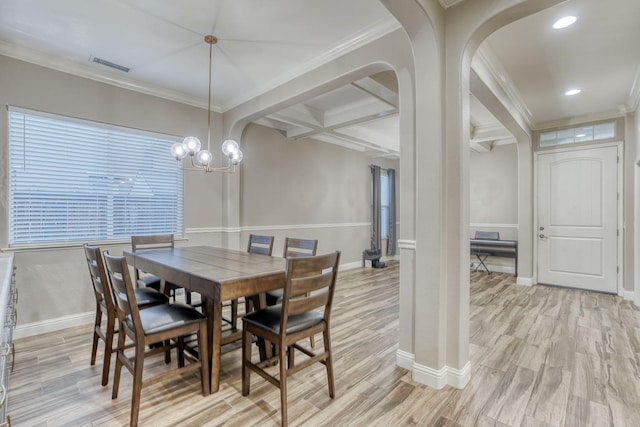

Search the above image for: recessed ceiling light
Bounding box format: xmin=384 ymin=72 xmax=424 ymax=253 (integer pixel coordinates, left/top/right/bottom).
xmin=553 ymin=16 xmax=577 ymax=29
xmin=575 ymin=133 xmax=586 ymax=138
xmin=565 ymin=89 xmax=581 ymax=96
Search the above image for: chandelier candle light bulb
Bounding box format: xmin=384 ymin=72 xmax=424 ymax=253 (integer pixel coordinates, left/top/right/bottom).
xmin=171 ymin=35 xmax=243 ymax=173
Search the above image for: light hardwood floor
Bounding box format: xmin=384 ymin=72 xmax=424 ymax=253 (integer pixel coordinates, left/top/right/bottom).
xmin=8 ymin=262 xmax=640 ymax=426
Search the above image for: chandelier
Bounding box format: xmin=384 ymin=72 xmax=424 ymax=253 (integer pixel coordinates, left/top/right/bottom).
xmin=171 ymin=35 xmax=243 ymax=173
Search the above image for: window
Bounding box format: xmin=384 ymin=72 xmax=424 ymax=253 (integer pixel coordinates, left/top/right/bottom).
xmin=539 ymin=121 xmax=616 ymax=147
xmin=7 ymin=107 xmax=183 ymax=246
xmin=381 ymin=173 xmax=390 ymax=238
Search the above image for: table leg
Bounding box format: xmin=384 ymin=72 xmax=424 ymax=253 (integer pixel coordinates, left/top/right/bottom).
xmin=205 ymin=297 xmax=223 ymax=393
xmin=210 ymin=301 xmax=222 ymax=393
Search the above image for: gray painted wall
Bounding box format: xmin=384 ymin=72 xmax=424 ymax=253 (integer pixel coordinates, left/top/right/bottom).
xmin=239 ymin=123 xmax=399 ymax=262
xmin=470 ymin=144 xmax=518 ymax=240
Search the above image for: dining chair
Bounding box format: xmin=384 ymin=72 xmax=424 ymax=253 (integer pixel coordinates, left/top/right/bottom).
xmin=131 ymin=234 xmax=200 ymax=307
xmin=266 ymin=237 xmax=319 ymax=347
xmin=83 ymin=244 xmax=168 ymax=386
xmin=242 ymin=251 xmax=340 ymax=427
xmin=227 ymin=234 xmax=276 ymax=328
xmin=265 ymin=237 xmax=318 ymax=305
xmin=103 ymin=252 xmax=210 ymax=427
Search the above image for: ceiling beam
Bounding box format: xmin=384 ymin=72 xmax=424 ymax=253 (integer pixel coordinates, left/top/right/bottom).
xmin=351 ymin=77 xmax=399 ymax=108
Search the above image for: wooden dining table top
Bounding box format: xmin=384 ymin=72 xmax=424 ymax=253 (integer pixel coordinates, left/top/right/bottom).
xmin=124 ymin=245 xmax=286 ymax=301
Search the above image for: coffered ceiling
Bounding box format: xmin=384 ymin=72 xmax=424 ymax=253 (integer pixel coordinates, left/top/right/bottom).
xmin=0 ymin=0 xmax=638 ymax=158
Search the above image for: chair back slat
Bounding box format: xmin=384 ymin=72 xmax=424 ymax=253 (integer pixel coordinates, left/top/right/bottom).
xmin=103 ymin=252 xmax=142 ymax=333
xmin=288 ymin=291 xmax=330 ymax=316
xmin=131 ymin=234 xmax=174 ymax=251
xmin=83 ymin=244 xmax=113 ymax=310
xmin=290 ymin=273 xmax=333 ymax=297
xmin=247 ymin=234 xmax=274 ymax=256
xmin=283 ymin=237 xmax=318 ymax=258
xmin=131 ymin=234 xmax=174 ymax=282
xmin=280 ymin=251 xmax=340 ymax=330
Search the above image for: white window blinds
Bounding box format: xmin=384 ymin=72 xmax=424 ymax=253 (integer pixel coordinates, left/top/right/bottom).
xmin=7 ymin=107 xmax=184 ymax=246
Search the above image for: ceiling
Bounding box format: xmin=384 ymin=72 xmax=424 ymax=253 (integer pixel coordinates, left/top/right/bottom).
xmin=0 ymin=0 xmax=638 ymax=158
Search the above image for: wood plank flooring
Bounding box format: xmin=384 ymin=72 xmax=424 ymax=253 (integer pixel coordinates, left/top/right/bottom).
xmin=8 ymin=263 xmax=640 ymax=426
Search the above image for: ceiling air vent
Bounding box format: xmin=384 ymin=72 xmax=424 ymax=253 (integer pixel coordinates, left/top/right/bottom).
xmin=89 ymin=55 xmax=130 ymax=73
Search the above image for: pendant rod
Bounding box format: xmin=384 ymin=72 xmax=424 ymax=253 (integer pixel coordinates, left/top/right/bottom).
xmin=205 ymin=35 xmax=217 ymax=153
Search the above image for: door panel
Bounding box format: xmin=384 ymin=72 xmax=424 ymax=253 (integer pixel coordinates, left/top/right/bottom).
xmin=537 ymin=145 xmax=618 ymax=293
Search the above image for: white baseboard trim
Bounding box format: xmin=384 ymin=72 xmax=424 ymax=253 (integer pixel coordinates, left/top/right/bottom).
xmin=339 ymin=261 xmax=362 ymax=271
xmin=624 ymin=290 xmax=634 ymax=301
xmin=516 ymin=277 xmax=534 ymax=286
xmin=412 ymin=361 xmax=471 ymax=390
xmin=399 ymin=351 xmax=471 ymax=389
xmin=14 ymin=311 xmax=94 ymax=340
xmin=412 ymin=362 xmax=447 ymax=389
xmin=396 ymin=349 xmax=415 ymax=370
xmin=446 ymin=361 xmax=472 ymax=389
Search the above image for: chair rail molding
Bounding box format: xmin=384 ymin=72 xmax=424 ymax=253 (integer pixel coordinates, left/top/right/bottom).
xmin=185 ymin=222 xmax=373 ymax=235
xmin=397 ymin=239 xmax=416 ymax=250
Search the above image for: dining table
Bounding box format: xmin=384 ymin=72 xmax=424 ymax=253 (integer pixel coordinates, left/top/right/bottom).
xmin=124 ymin=245 xmax=286 ymax=393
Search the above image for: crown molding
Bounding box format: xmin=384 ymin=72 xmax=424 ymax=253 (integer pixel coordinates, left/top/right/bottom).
xmin=472 ymin=44 xmax=533 ymax=128
xmin=532 ymin=110 xmax=625 ymax=131
xmin=220 ymin=16 xmax=402 ymax=111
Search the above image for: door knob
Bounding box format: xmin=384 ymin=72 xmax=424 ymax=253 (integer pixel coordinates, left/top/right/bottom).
xmin=539 ymin=234 xmax=545 ymax=238
xmin=539 ymin=226 xmax=545 ymax=231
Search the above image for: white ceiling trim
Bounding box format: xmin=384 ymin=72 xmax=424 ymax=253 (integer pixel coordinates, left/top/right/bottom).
xmin=471 ymin=124 xmax=513 ymax=143
xmin=322 ymin=129 xmax=397 ymax=154
xmin=438 ymin=0 xmax=466 ymax=8
xmin=310 ymin=134 xmax=366 ymax=152
xmin=351 ymin=77 xmax=399 ymax=108
xmin=220 ymin=16 xmax=402 ymax=111
xmin=473 ymin=45 xmax=533 ymax=128
xmin=533 ymin=110 xmax=624 ymax=132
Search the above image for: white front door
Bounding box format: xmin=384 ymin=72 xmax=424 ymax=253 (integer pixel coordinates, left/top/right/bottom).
xmin=536 ymin=145 xmax=619 ymax=293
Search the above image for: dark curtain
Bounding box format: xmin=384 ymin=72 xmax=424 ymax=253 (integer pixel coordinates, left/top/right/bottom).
xmin=387 ymin=168 xmax=396 ymax=256
xmin=370 ymin=165 xmax=381 ymax=252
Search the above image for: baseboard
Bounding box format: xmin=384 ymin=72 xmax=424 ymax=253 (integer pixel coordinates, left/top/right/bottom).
xmin=364 ymin=343 xmax=473 ymax=390
xmin=412 ymin=362 xmax=448 ymax=389
xmin=411 ymin=360 xmax=471 ymax=390
xmin=14 ymin=311 xmax=94 ymax=340
xmin=624 ymin=290 xmax=634 ymax=301
xmin=516 ymin=277 xmax=534 ymax=286
xmin=339 ymin=261 xmax=362 ymax=271
xmin=396 ymin=349 xmax=415 ymax=370
xmin=446 ymin=361 xmax=471 ymax=388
